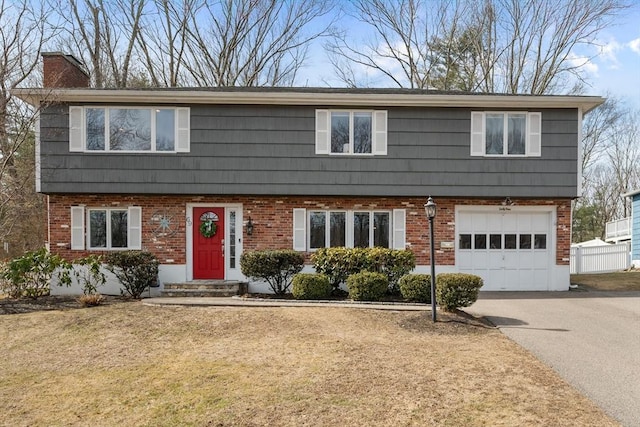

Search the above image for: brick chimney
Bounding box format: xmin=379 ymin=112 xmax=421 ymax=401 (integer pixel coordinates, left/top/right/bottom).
xmin=42 ymin=52 xmax=89 ymax=88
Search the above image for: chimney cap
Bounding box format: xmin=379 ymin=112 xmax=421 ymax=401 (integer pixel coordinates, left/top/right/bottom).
xmin=41 ymin=52 xmax=89 ymax=77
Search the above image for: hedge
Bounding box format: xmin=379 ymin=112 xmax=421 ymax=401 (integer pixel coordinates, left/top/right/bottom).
xmin=436 ymin=273 xmax=484 ymax=311
xmin=240 ymin=249 xmax=304 ymax=295
xmin=398 ymin=273 xmax=431 ymax=303
xmin=292 ymin=273 xmax=332 ymax=300
xmin=346 ymin=271 xmax=388 ymax=301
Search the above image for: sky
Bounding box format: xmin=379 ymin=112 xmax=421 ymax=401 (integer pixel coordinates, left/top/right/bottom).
xmin=580 ymin=5 xmax=640 ymax=108
xmin=301 ymin=3 xmax=640 ymax=109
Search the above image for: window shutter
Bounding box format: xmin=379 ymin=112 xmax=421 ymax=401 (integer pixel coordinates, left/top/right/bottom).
xmin=315 ymin=110 xmax=329 ymax=154
xmin=470 ymin=112 xmax=485 ymax=156
xmin=373 ymin=110 xmax=388 ymax=155
xmin=293 ymin=208 xmax=306 ymax=251
xmin=128 ymin=206 xmax=142 ymax=250
xmin=176 ymin=108 xmax=190 ymax=152
xmin=69 ymin=106 xmax=84 ymax=152
xmin=392 ymin=209 xmax=406 ymax=249
xmin=70 ymin=206 xmax=85 ymax=250
xmin=527 ymin=112 xmax=542 ymax=157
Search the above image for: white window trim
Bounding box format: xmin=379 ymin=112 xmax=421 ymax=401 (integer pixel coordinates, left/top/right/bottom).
xmin=86 ymin=207 xmax=137 ymax=250
xmin=316 ymin=109 xmax=387 ymax=156
xmin=471 ymin=111 xmax=541 ymax=158
xmin=73 ymin=106 xmax=189 ymax=153
xmin=307 ymin=209 xmax=392 ymax=251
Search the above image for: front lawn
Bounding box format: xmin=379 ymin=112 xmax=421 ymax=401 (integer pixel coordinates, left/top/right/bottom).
xmin=571 ymin=271 xmax=640 ymax=291
xmin=0 ymin=300 xmax=616 ymax=426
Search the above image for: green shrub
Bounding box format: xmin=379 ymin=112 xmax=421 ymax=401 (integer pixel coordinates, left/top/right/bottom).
xmin=311 ymin=247 xmax=415 ymax=292
xmin=292 ymin=273 xmax=332 ymax=300
xmin=240 ymin=249 xmax=304 ymax=295
xmin=0 ymin=248 xmax=72 ymax=299
xmin=436 ymin=273 xmax=484 ymax=311
xmin=346 ymin=271 xmax=388 ymax=301
xmin=398 ymin=274 xmax=431 ymax=303
xmin=105 ymin=251 xmax=159 ymax=299
xmin=73 ymin=255 xmax=106 ymax=295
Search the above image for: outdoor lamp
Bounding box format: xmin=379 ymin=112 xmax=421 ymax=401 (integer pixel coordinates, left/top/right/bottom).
xmin=424 ymin=196 xmax=436 ymax=219
xmin=424 ymin=196 xmax=437 ymax=322
xmin=246 ymin=217 xmax=254 ymax=235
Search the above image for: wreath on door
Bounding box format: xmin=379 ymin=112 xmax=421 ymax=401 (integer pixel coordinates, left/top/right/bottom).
xmin=199 ymin=211 xmax=219 ymax=238
xmin=199 ymin=220 xmax=217 ymax=238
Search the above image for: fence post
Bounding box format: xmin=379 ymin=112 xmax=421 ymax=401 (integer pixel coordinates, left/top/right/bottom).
xmin=575 ymin=246 xmax=582 ymax=274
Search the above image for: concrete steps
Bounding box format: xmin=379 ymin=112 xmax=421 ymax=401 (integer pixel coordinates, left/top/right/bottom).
xmin=161 ymin=280 xmax=247 ymax=297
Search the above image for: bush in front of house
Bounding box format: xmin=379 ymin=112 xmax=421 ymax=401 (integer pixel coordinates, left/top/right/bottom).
xmin=291 ymin=273 xmax=332 ymax=300
xmin=346 ymin=271 xmax=388 ymax=301
xmin=105 ymin=251 xmax=159 ymax=299
xmin=0 ymin=248 xmax=72 ymax=299
xmin=311 ymin=247 xmax=415 ymax=293
xmin=436 ymin=273 xmax=484 ymax=311
xmin=398 ymin=273 xmax=431 ymax=303
xmin=240 ymin=249 xmax=304 ymax=295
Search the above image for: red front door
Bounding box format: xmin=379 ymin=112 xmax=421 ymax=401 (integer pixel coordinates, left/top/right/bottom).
xmin=193 ymin=207 xmax=225 ymax=279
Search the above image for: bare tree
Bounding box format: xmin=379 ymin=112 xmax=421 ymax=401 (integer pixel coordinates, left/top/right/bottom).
xmin=328 ymin=0 xmax=628 ymax=93
xmin=0 ymin=0 xmax=51 ymax=257
xmin=183 ymin=0 xmax=336 ymax=87
xmin=55 ymin=0 xmax=148 ymax=88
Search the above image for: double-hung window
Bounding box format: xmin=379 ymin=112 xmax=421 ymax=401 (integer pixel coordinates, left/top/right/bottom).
xmin=69 ymin=106 xmax=190 ymax=153
xmin=70 ymin=206 xmax=142 ymax=250
xmin=315 ymin=109 xmax=387 ymax=155
xmin=293 ymin=208 xmax=405 ymax=251
xmin=470 ymin=111 xmax=541 ymax=157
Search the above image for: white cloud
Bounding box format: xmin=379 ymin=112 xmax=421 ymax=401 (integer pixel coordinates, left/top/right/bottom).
xmin=629 ymin=38 xmax=640 ymax=55
xmin=597 ymin=38 xmax=623 ymax=69
xmin=567 ymin=53 xmax=599 ymax=76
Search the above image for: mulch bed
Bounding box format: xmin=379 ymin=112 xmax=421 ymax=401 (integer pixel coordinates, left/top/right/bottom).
xmin=0 ymin=295 xmax=131 ymax=315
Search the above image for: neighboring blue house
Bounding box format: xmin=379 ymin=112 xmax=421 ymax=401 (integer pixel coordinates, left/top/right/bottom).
xmin=622 ymin=189 xmax=640 ymax=266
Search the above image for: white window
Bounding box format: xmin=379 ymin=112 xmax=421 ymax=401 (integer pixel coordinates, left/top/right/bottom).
xmin=315 ymin=110 xmax=387 ymax=155
xmin=307 ymin=210 xmax=392 ymax=250
xmin=470 ymin=111 xmax=541 ymax=157
xmin=70 ymin=206 xmax=142 ymax=250
xmin=69 ymin=106 xmax=190 ymax=153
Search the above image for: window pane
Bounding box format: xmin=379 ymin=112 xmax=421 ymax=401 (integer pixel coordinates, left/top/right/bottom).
xmin=459 ymin=234 xmax=471 ymax=249
xmin=109 ymin=108 xmax=151 ymax=151
xmin=309 ymin=211 xmax=326 ymax=249
xmin=111 ymin=210 xmax=128 ymax=248
xmin=329 ymin=212 xmax=346 ymax=247
xmin=519 ymin=234 xmax=532 ymax=249
xmin=505 ymin=234 xmax=517 ymax=249
xmin=534 ymin=234 xmax=547 ymax=249
xmin=156 ymin=109 xmax=175 ymax=151
xmin=490 ymin=234 xmax=502 ymax=249
xmin=330 ymin=112 xmax=349 ymax=153
xmin=229 ymin=211 xmax=236 ymax=268
xmin=354 ymin=212 xmax=370 ymax=248
xmin=86 ymin=108 xmax=105 ymax=150
xmin=89 ymin=210 xmax=107 ymax=248
xmin=485 ymin=113 xmax=504 ymax=155
xmin=354 ymin=112 xmax=372 ymax=154
xmin=373 ymin=212 xmax=390 ymax=248
xmin=508 ymin=114 xmax=526 ymax=155
xmin=474 ymin=234 xmax=487 ymax=249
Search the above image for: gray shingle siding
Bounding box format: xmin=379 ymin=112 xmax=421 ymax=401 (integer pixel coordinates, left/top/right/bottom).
xmin=39 ymin=104 xmax=579 ymax=197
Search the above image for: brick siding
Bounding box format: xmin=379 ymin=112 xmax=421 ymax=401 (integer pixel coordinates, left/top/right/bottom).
xmin=48 ymin=194 xmax=571 ymax=267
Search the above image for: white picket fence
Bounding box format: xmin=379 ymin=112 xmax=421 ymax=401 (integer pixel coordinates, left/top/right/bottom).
xmin=570 ymin=241 xmax=631 ymax=274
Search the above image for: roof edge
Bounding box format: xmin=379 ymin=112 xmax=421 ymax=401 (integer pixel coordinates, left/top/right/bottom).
xmin=12 ymin=87 xmax=605 ymax=112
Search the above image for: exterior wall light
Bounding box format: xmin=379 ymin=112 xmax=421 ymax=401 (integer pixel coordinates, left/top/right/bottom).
xmin=246 ymin=217 xmax=254 ymax=235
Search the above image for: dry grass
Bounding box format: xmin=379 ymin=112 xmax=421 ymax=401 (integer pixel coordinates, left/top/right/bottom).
xmin=571 ymin=271 xmax=640 ymax=291
xmin=0 ymin=301 xmax=617 ymax=427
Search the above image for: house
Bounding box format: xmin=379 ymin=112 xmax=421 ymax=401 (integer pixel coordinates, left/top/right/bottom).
xmin=606 ymin=189 xmax=640 ymax=267
xmin=13 ymin=52 xmax=604 ymax=294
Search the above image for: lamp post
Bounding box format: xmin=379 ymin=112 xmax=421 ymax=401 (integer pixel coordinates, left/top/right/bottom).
xmin=424 ymin=196 xmax=437 ymax=322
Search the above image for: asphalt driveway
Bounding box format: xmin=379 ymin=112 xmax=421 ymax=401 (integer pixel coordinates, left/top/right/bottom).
xmin=467 ymin=290 xmax=640 ymax=427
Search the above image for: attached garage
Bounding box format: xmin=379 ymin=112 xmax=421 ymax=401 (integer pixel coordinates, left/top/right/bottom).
xmin=456 ymin=207 xmax=555 ymax=291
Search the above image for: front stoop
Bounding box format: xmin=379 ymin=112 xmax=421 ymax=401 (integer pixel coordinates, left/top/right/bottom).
xmin=161 ymin=280 xmax=248 ymax=297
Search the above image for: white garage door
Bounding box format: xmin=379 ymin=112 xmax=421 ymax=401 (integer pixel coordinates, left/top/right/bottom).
xmin=457 ymin=209 xmax=553 ymax=291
